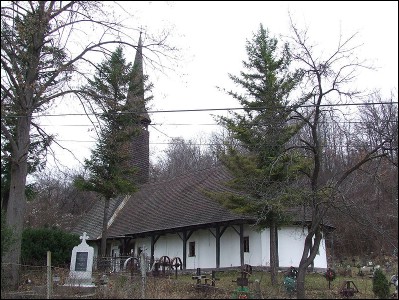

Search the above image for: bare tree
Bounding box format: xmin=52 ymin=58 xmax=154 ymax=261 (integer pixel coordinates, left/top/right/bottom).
xmin=150 ymin=137 xmax=218 ymax=181
xmin=356 ymin=93 xmax=398 ymax=167
xmin=25 ymin=168 xmax=97 ymax=231
xmin=311 ymin=92 xmax=398 ymax=261
xmin=328 ymin=93 xmax=398 ymax=259
xmin=1 ymin=1 xmax=175 ymax=287
xmin=287 ymin=18 xmax=397 ymax=298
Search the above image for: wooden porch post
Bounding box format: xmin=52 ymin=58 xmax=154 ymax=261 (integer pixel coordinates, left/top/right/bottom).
xmin=150 ymin=235 xmax=161 ymax=266
xmin=150 ymin=235 xmax=155 ymax=267
xmin=216 ymin=225 xmax=220 ymax=269
xmin=239 ymin=224 xmax=244 ymax=267
xmin=182 ymin=231 xmax=187 ymax=270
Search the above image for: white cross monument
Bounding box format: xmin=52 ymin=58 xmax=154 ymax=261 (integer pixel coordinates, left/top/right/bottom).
xmin=66 ymin=232 xmax=95 ymax=287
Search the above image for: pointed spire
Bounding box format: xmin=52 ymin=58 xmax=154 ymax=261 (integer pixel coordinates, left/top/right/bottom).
xmin=133 ymin=32 xmax=143 ymax=84
xmin=124 ymin=32 xmax=151 ymax=184
xmin=127 ymin=32 xmax=151 ymax=125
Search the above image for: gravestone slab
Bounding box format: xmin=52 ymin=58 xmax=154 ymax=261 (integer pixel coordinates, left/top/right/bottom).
xmin=65 ymin=232 xmax=95 ymax=287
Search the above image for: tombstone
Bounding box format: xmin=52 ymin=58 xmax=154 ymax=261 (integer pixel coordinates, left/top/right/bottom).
xmin=65 ymin=232 xmax=95 ymax=287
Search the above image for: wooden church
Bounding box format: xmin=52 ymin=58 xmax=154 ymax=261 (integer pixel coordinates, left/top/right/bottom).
xmin=72 ymin=35 xmax=332 ymax=272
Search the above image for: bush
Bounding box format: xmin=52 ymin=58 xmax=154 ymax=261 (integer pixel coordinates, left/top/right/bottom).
xmin=21 ymin=227 xmax=80 ymax=266
xmin=372 ymin=268 xmax=390 ymax=299
xmin=1 ymin=209 xmax=14 ymax=259
xmin=1 ymin=209 xmax=15 ymax=288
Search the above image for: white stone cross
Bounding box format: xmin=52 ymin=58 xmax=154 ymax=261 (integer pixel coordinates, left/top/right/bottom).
xmin=80 ymin=232 xmax=89 ymax=244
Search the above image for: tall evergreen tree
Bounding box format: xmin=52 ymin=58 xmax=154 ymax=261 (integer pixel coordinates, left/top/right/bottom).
xmin=74 ymin=46 xmax=151 ymax=256
xmin=216 ymin=24 xmax=305 ymax=285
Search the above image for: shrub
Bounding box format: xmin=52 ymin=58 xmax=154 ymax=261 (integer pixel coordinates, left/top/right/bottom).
xmin=21 ymin=227 xmax=80 ymax=266
xmin=372 ymin=268 xmax=390 ymax=299
xmin=1 ymin=209 xmax=15 ymax=288
xmin=1 ymin=209 xmax=14 ymax=259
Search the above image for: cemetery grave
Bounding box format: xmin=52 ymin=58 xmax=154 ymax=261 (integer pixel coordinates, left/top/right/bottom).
xmin=2 ymin=246 xmax=397 ymax=299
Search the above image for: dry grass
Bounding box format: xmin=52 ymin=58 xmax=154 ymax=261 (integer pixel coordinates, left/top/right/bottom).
xmin=2 ymin=267 xmax=398 ymax=299
xmin=95 ymin=269 xmax=397 ymax=299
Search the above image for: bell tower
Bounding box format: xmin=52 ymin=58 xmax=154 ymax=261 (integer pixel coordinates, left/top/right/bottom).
xmin=125 ymin=33 xmax=151 ymax=184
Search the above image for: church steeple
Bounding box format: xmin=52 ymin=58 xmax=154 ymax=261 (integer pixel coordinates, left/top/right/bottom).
xmin=126 ymin=32 xmax=151 ymax=125
xmin=125 ymin=33 xmax=151 ymax=184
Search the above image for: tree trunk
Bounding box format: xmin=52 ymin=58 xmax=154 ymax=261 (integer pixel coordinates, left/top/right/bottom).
xmin=270 ymin=220 xmax=278 ymax=285
xmin=296 ymin=263 xmax=307 ymax=299
xmin=101 ymin=198 xmax=109 ymax=257
xmin=3 ymin=122 xmax=30 ymax=288
xmin=296 ymin=225 xmax=323 ymax=299
xmin=3 ymin=3 xmax=45 ymax=288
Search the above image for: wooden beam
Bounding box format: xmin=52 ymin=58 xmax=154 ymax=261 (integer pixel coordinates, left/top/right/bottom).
xmin=239 ymin=224 xmax=244 ymax=267
xmin=208 ymin=228 xmax=216 ymax=238
xmin=150 ymin=235 xmax=160 ymax=266
xmin=182 ymin=231 xmax=187 ymax=270
xmin=177 ymin=232 xmax=183 ymax=240
xmin=187 ymin=230 xmax=194 ymax=241
xmin=231 ymin=225 xmax=240 ymax=235
xmin=208 ymin=224 xmax=229 ymax=269
xmin=181 ymin=229 xmax=195 ymax=270
xmin=216 ymin=225 xmax=220 ymax=269
xmin=214 ymin=224 xmax=238 ymax=268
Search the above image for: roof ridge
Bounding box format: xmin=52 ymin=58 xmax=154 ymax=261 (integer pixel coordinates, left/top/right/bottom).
xmin=105 ymin=195 xmax=131 ymax=233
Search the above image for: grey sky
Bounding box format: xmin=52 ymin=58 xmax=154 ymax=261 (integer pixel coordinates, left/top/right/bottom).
xmin=42 ymin=1 xmax=398 ymax=172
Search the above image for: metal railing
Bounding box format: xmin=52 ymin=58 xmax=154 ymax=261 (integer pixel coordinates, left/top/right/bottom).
xmin=93 ymin=254 xmax=152 ymax=274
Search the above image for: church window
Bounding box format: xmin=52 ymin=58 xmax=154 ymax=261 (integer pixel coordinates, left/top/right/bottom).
xmin=189 ymin=241 xmax=196 ymax=257
xmin=243 ymin=236 xmax=250 ymax=252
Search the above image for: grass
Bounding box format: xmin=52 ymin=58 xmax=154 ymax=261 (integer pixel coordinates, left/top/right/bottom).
xmin=92 ymin=268 xmax=397 ymax=299
xmin=3 ymin=267 xmax=398 ymax=299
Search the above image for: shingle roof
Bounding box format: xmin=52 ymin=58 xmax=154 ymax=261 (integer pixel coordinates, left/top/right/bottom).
xmin=71 ymin=195 xmax=126 ymax=240
xmin=72 ymin=165 xmax=334 ymax=240
xmin=71 ymin=165 xmax=252 ymax=240
xmin=107 ymin=165 xmax=252 ymax=238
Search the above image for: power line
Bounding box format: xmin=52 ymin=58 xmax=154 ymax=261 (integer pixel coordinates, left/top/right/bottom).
xmin=38 ymin=119 xmax=398 ymax=127
xmin=4 ymin=101 xmax=398 ymax=119
xmin=55 ymin=139 xmax=397 ymax=149
xmin=39 ymin=123 xmax=216 ymax=127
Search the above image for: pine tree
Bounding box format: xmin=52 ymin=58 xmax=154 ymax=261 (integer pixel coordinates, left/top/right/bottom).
xmin=216 ymin=24 xmax=304 ymax=285
xmin=74 ymin=46 xmax=151 ymax=256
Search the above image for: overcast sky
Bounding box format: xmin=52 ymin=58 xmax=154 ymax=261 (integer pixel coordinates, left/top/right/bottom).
xmin=42 ymin=1 xmax=398 ymax=173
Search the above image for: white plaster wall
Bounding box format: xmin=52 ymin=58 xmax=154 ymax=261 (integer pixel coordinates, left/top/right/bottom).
xmin=153 ymin=234 xmax=182 ymax=261
xmin=114 ymin=224 xmax=328 ymax=270
xmin=220 ymin=227 xmax=240 ymax=267
xmin=260 ymin=227 xmax=270 ymax=267
xmin=198 ymin=229 xmax=216 ymax=268
xmin=245 ymin=225 xmax=263 ymax=267
xmin=262 ymin=226 xmax=328 ymax=269
xmin=277 ymin=226 xmax=309 ymax=267
xmin=312 ymin=234 xmax=328 ymax=269
xmin=187 ymin=229 xmax=216 ymax=269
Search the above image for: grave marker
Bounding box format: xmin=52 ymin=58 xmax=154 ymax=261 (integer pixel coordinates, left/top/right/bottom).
xmin=65 ymin=232 xmax=95 ymax=287
xmin=75 ymin=252 xmax=88 ymax=271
